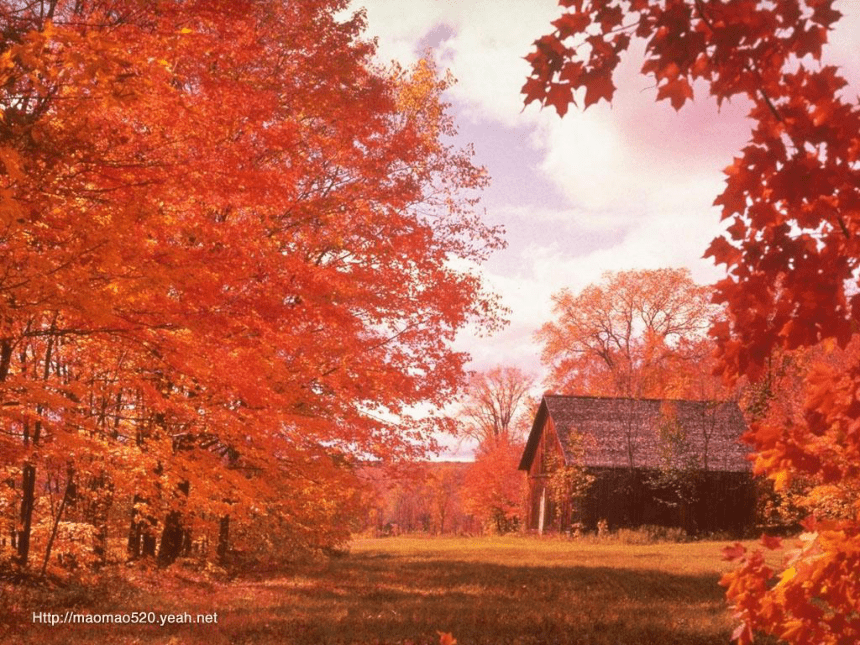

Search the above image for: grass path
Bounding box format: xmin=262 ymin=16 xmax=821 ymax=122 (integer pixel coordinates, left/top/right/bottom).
xmin=5 ymin=536 xmax=778 ymax=644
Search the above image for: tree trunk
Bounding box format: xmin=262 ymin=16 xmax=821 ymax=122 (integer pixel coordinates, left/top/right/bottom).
xmin=142 ymin=528 xmax=156 ymax=558
xmin=0 ymin=338 xmax=12 ymax=383
xmin=85 ymin=473 xmax=113 ymax=566
xmin=157 ymin=511 xmax=183 ymax=566
xmin=180 ymin=525 xmax=192 ymax=557
xmin=217 ymin=515 xmax=229 ymax=564
xmin=127 ymin=493 xmax=157 ymax=560
xmin=157 ymin=480 xmax=189 ymax=567
xmin=40 ymin=467 xmax=74 ymax=577
xmin=16 ymin=462 xmax=36 ymax=567
xmin=126 ymin=494 xmax=142 ymax=559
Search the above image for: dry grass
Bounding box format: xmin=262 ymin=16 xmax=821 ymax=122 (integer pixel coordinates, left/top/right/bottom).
xmin=2 ymin=535 xmax=782 ymax=644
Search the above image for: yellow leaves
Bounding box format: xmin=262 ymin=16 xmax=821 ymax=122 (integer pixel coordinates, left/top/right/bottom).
xmin=771 ymin=469 xmax=791 ymax=492
xmin=39 ymin=18 xmax=55 ymax=40
xmin=393 ymin=58 xmax=450 ymax=140
xmin=437 ymin=631 xmax=457 ymax=645
xmin=777 ymin=566 xmax=796 ymax=586
xmin=0 ymin=146 xmax=25 ymax=183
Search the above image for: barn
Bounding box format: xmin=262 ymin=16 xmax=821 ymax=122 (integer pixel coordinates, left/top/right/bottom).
xmin=519 ymin=395 xmax=756 ymax=537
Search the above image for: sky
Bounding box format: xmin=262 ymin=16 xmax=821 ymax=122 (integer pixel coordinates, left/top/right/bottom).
xmin=346 ymin=1 xmax=860 ymax=458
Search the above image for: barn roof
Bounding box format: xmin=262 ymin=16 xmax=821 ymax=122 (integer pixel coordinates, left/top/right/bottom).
xmin=518 ymin=395 xmax=751 ymax=473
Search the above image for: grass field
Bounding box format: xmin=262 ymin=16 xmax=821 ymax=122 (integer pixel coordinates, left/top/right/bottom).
xmin=3 ymin=535 xmax=779 ymax=644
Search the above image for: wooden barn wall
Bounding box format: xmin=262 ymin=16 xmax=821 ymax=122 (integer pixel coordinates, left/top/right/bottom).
xmin=576 ymin=468 xmax=756 ymax=536
xmin=536 ymin=468 xmax=756 ymax=537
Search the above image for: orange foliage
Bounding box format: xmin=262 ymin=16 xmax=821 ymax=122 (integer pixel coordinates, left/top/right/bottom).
xmin=525 ymin=2 xmax=860 ymax=643
xmin=438 ymin=632 xmax=457 ymax=645
xmin=537 ymin=268 xmax=720 ymax=400
xmin=359 ymin=461 xmax=476 ymax=536
xmin=0 ymin=0 xmax=503 ymax=572
xmin=462 ymin=437 xmax=527 ymax=534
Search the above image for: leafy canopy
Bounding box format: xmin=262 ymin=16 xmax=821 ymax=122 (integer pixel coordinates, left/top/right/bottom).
xmin=0 ymin=0 xmax=504 ymax=569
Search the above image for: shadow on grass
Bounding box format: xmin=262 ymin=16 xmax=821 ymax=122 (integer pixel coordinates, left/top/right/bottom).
xmin=219 ymin=555 xmax=739 ymax=645
xmin=7 ymin=552 xmax=760 ymax=645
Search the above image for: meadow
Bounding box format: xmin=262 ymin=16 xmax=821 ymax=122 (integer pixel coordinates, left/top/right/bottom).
xmin=3 ymin=535 xmax=781 ymax=645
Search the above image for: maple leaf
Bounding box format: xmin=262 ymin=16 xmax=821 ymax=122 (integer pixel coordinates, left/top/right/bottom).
xmin=760 ymin=534 xmax=782 ymax=550
xmin=559 ymin=61 xmax=585 ymax=85
xmin=522 ymin=76 xmax=547 ymax=106
xmin=546 ymin=83 xmax=574 ymax=116
xmin=703 ymin=236 xmax=741 ymax=266
xmin=722 ymin=542 xmax=747 ymax=562
xmin=810 ymin=2 xmax=842 ymax=27
xmin=656 ymin=77 xmax=694 ymax=111
xmin=583 ymin=74 xmax=615 ymax=109
xmin=793 ymin=25 xmax=826 ymax=59
xmin=731 ymin=621 xmax=754 ymax=645
xmin=552 ymin=12 xmax=590 ymax=39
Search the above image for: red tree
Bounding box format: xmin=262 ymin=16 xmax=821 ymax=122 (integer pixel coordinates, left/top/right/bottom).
xmin=463 ymin=437 xmax=527 ymax=534
xmin=1 ymin=0 xmax=504 ymax=573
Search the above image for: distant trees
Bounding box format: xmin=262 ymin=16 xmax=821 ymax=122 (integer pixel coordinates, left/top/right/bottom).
xmin=462 ymin=438 xmax=527 ymax=534
xmin=358 ymin=366 xmax=536 ymax=537
xmin=457 ymin=366 xmax=534 ymax=534
xmin=360 ymin=463 xmax=476 ymax=536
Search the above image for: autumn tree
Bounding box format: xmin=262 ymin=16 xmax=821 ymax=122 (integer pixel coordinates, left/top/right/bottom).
xmin=536 ymin=268 xmax=717 ymax=399
xmin=524 ymin=1 xmax=860 ymax=643
xmin=459 ymin=366 xmax=535 ymax=445
xmin=463 ymin=437 xmax=526 ymax=534
xmin=0 ymin=0 xmax=504 ymax=574
xmin=456 ymin=366 xmax=533 ymax=533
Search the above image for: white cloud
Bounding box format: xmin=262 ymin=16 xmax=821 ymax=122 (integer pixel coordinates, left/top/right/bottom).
xmin=435 ymin=2 xmax=559 ymax=126
xmin=353 ymin=1 xmax=557 ymax=123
